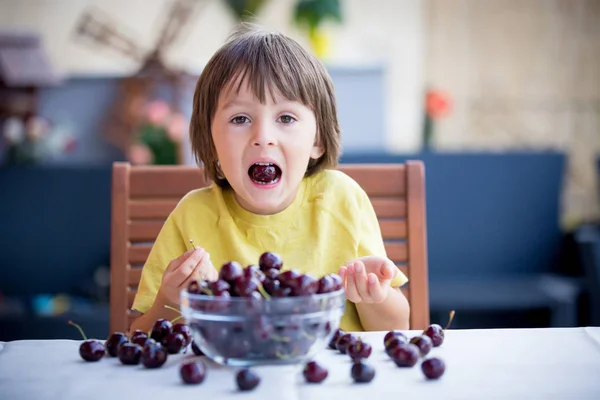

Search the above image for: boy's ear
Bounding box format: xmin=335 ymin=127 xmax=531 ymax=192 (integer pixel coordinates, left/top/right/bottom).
xmin=310 ymin=142 xmax=325 ymax=160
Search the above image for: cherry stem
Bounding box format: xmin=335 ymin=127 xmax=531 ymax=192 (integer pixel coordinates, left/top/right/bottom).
xmin=189 ymin=239 xmax=195 ymax=250
xmin=68 ymin=320 xmax=88 ymax=341
xmin=444 ymin=310 xmax=455 ymax=331
xmin=164 ymin=305 xmax=182 ymax=315
xmin=171 ymin=315 xmax=183 ymax=324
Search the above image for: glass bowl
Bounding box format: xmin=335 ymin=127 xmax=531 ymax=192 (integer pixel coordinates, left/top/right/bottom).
xmin=180 ymin=288 xmax=345 ymax=366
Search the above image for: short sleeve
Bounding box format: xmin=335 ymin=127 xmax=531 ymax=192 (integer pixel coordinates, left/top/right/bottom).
xmin=356 ymin=190 xmax=408 ymax=288
xmin=131 ymin=213 xmax=187 ymax=314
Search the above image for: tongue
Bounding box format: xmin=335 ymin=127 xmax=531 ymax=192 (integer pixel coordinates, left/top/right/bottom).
xmin=250 ymin=164 xmax=279 ymax=183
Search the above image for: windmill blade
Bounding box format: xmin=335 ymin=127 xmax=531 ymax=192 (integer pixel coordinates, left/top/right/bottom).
xmin=154 ymin=0 xmax=209 ymax=54
xmin=74 ymin=7 xmax=147 ymax=63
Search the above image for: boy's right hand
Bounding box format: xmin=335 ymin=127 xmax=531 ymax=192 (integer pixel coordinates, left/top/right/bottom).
xmin=157 ymin=247 xmax=218 ymax=306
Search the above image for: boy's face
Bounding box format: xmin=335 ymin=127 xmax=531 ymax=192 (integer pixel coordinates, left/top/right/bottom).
xmin=211 ymin=79 xmax=324 ymax=215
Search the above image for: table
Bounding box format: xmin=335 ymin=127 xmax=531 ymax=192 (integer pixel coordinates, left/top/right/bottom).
xmin=1 ymin=327 xmax=600 ymax=399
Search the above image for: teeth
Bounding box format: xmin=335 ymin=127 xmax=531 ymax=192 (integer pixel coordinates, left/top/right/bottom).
xmin=254 ymin=162 xmax=274 ymax=166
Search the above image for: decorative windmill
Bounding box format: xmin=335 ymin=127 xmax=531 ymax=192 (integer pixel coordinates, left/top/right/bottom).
xmin=72 ymin=0 xmax=210 ymax=163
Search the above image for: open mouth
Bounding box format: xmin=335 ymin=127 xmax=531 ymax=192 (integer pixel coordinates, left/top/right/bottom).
xmin=248 ymin=162 xmax=282 ymax=185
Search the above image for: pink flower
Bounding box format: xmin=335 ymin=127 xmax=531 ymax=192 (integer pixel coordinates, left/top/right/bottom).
xmin=167 ymin=113 xmax=187 ymax=141
xmin=129 ymin=143 xmax=153 ymax=165
xmin=145 ymin=100 xmax=171 ymax=126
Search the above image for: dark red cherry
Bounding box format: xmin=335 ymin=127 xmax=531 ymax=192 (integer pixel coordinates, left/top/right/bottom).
xmin=150 ymin=319 xmax=173 ymax=343
xmin=142 ymin=340 xmax=167 ymax=368
xmin=409 ymin=335 xmax=433 ymax=357
xmin=118 ymin=342 xmax=142 ymax=365
xmin=219 ymin=261 xmax=244 ymax=283
xmin=347 ymin=339 xmax=372 ymax=361
xmin=244 ymin=264 xmax=266 ymax=284
xmin=328 ymin=329 xmax=344 ymax=349
xmin=422 ymin=357 xmax=445 ymax=379
xmin=329 ymin=273 xmax=343 ymax=291
xmin=208 ymin=279 xmax=231 ymax=296
xmin=236 ymin=369 xmax=260 ymax=391
xmin=161 ymin=332 xmax=185 ymax=354
xmin=263 ymin=268 xmax=280 ymax=280
xmin=130 ymin=329 xmax=149 ymax=347
xmin=351 ymin=362 xmax=375 ymax=383
xmin=336 ymin=333 xmax=357 ymax=354
xmin=172 ymin=324 xmax=192 ymax=347
xmin=290 ymin=274 xmax=319 ymax=296
xmin=391 ymin=343 xmax=420 ymax=367
xmin=105 ymin=332 xmax=128 ymax=357
xmin=180 ymin=360 xmax=207 ymax=384
xmin=68 ymin=321 xmax=105 ymax=362
xmin=423 ymin=324 xmax=444 ymax=347
xmin=258 ymin=252 xmax=283 ymax=271
xmin=233 ymin=277 xmax=261 ymax=297
xmin=317 ymin=275 xmax=335 ymax=293
xmin=384 ymin=330 xmax=408 ymax=348
xmin=303 ymin=361 xmax=328 ymax=383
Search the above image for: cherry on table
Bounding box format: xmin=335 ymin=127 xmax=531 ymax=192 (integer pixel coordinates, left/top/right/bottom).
xmin=180 ymin=360 xmax=207 ymax=384
xmin=391 ymin=343 xmax=420 ymax=367
xmin=423 ymin=310 xmax=455 ymax=347
xmin=118 ymin=342 xmax=142 ymax=365
xmin=161 ymin=332 xmax=186 ymax=354
xmin=236 ymin=369 xmax=260 ymax=391
xmin=384 ymin=330 xmax=408 ymax=348
xmin=409 ymin=335 xmax=433 ymax=357
xmin=303 ymin=361 xmax=328 ymax=383
xmin=172 ymin=324 xmax=192 ymax=347
xmin=351 ymin=362 xmax=375 ymax=383
xmin=68 ymin=320 xmax=105 ymax=362
xmin=130 ymin=329 xmax=150 ymax=347
xmin=150 ymin=318 xmax=173 ymax=343
xmin=142 ymin=340 xmax=167 ymax=369
xmin=336 ymin=333 xmax=357 ymax=354
xmin=328 ymin=329 xmax=345 ymax=349
xmin=422 ymin=357 xmax=445 ymax=379
xmin=347 ymin=339 xmax=372 ymax=361
xmin=105 ymin=332 xmax=128 ymax=357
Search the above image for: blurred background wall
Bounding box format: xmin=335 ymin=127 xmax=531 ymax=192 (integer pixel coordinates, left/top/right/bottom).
xmin=0 ymin=0 xmax=599 ymax=340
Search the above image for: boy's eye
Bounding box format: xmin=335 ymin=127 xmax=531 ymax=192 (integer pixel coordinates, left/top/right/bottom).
xmin=278 ymin=115 xmax=296 ymax=124
xmin=231 ymin=116 xmax=249 ymax=124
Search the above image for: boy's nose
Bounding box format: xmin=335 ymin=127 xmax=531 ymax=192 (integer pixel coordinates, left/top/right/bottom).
xmin=251 ymin=123 xmax=277 ymax=147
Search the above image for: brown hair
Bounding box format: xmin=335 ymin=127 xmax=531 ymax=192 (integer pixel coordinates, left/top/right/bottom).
xmin=189 ymin=25 xmax=341 ymax=187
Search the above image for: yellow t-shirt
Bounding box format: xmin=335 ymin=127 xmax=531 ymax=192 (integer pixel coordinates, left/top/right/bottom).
xmin=132 ymin=169 xmax=408 ymax=331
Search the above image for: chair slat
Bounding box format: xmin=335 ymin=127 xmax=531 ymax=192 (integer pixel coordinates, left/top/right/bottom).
xmin=372 ymin=198 xmax=406 ymax=218
xmin=385 ymin=241 xmax=408 ymax=262
xmin=130 ymin=166 xmax=209 ymax=198
xmin=129 ymin=200 xmax=179 ymax=219
xmin=338 ymin=164 xmax=406 ymax=196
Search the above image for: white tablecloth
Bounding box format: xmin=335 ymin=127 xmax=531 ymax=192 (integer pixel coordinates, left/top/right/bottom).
xmin=1 ymin=327 xmax=600 ymax=400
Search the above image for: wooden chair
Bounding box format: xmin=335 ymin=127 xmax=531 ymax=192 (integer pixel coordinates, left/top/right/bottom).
xmin=110 ymin=161 xmax=429 ymax=333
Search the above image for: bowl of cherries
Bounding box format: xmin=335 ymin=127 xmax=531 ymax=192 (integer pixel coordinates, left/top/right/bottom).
xmin=180 ymin=251 xmax=345 ymax=367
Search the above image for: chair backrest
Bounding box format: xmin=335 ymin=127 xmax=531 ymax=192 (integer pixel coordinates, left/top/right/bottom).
xmin=110 ymin=161 xmax=429 ymax=333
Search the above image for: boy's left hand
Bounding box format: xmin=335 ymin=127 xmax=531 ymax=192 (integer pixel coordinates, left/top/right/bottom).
xmin=339 ymin=256 xmax=397 ymax=304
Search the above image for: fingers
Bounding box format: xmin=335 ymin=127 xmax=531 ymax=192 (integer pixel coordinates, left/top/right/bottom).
xmin=353 ymin=261 xmax=371 ymax=302
xmin=197 ymin=253 xmax=219 ymax=282
xmin=367 ymin=273 xmax=388 ymax=303
xmin=180 ymin=260 xmax=204 ymax=288
xmin=342 ymin=262 xmax=361 ymax=303
xmin=165 ymin=247 xmax=196 ymax=273
xmin=171 ymin=248 xmax=206 ymax=285
xmin=379 ymin=261 xmax=397 ymax=280
xmin=339 ymin=260 xmax=393 ymax=304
